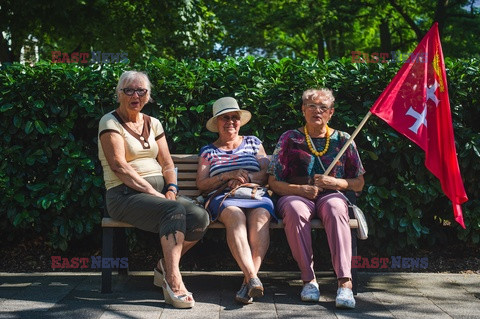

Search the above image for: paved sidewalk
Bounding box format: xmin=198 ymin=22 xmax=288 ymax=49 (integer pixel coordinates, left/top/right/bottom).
xmin=1 ymin=271 xmax=479 ymax=318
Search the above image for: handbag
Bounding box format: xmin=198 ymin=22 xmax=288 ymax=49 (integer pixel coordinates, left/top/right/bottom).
xmin=217 ymin=183 xmax=266 ymax=211
xmin=329 ymin=189 xmax=367 ymax=240
xmin=332 ymin=190 xmax=368 ymax=240
xmin=350 ymin=203 xmax=368 ymax=240
xmin=227 ymin=183 xmax=266 ymax=200
xmin=204 ymin=183 xmax=266 ymax=212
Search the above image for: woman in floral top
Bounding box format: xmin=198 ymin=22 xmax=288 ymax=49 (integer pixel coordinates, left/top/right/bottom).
xmin=267 ymin=88 xmax=365 ymax=309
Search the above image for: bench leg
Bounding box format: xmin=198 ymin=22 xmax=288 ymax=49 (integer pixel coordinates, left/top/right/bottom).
xmin=114 ymin=228 xmax=128 ymax=276
xmin=351 ymin=229 xmax=358 ymax=295
xmin=102 ymin=227 xmax=113 ymax=293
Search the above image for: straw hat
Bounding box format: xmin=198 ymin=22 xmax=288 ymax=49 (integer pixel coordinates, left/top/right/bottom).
xmin=206 ymin=97 xmax=252 ymax=132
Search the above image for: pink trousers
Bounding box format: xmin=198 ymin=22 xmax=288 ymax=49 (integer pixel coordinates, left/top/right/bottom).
xmin=276 ymin=193 xmax=352 ymax=282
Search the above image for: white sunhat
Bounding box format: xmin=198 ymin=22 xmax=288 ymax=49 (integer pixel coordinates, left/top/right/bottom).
xmin=206 ymin=97 xmax=252 ymax=132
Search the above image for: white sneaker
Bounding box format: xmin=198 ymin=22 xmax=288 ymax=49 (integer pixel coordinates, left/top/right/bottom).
xmin=300 ymin=282 xmax=320 ymax=302
xmin=335 ymin=287 xmax=356 ymax=309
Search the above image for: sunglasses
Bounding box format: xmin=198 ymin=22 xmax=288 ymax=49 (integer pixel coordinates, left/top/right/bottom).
xmin=219 ymin=115 xmax=241 ymax=122
xmin=121 ymin=88 xmax=148 ymax=96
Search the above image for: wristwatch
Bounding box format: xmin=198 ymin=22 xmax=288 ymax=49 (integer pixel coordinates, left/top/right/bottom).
xmin=166 ymin=183 xmax=178 ymax=195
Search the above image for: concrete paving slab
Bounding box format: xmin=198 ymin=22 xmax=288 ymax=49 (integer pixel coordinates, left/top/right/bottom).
xmin=0 ymin=271 xmax=479 ymax=318
xmin=100 ymin=310 xmax=162 ymax=319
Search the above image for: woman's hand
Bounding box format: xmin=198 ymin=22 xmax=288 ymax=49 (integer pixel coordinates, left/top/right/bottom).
xmin=164 ymin=190 xmax=175 ymax=200
xmin=313 ymin=174 xmax=365 ymax=192
xmin=300 ymin=185 xmax=322 ymax=200
xmin=268 ymin=175 xmax=321 ymax=199
xmin=314 ymin=174 xmax=339 ymax=190
xmin=152 ymin=190 xmax=166 ymax=198
xmin=225 ymin=169 xmax=250 ymax=184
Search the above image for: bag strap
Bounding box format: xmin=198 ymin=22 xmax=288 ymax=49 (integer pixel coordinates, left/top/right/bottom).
xmin=334 ymin=189 xmax=354 ymax=206
xmin=216 ymin=187 xmax=236 ymax=211
xmin=204 ymin=182 xmax=228 ymax=210
xmin=315 ymin=155 xmax=354 ymax=206
xmin=233 ymin=183 xmax=261 ymax=189
xmin=217 ymin=183 xmax=261 ymax=209
xmin=206 ymin=183 xmax=262 ymax=212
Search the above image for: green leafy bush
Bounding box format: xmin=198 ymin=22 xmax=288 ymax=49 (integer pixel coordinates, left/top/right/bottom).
xmin=0 ymin=57 xmax=478 ymax=253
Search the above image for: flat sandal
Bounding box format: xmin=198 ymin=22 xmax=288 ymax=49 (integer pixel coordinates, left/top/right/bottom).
xmin=235 ymin=283 xmax=253 ymax=304
xmin=247 ymin=277 xmax=264 ymax=298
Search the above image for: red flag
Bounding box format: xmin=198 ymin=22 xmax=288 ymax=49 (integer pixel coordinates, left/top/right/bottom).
xmin=369 ymin=22 xmax=468 ymax=228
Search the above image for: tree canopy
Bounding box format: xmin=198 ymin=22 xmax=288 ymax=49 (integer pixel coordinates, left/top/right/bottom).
xmin=1 ymin=0 xmax=479 ymax=64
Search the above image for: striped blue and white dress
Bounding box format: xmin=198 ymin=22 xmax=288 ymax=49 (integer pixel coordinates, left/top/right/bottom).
xmin=199 ymin=135 xmax=275 ymax=221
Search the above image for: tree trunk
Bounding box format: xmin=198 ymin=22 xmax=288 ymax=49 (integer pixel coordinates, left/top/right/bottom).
xmin=317 ymin=32 xmax=325 ymax=60
xmin=380 ymin=19 xmax=392 ymax=53
xmin=434 ymin=0 xmax=448 ymax=36
xmin=325 ymin=37 xmax=333 ymax=60
xmin=388 ymin=0 xmax=424 ymax=41
xmin=0 ymin=33 xmax=14 ymax=63
xmin=8 ymin=30 xmax=22 ymax=63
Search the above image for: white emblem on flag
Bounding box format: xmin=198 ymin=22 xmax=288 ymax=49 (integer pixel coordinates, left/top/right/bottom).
xmin=406 ymin=105 xmax=427 ymax=134
xmin=426 ymin=80 xmax=440 ymax=106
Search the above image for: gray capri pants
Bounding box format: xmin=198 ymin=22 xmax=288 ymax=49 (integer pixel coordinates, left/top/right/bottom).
xmin=106 ymin=175 xmax=209 ymax=242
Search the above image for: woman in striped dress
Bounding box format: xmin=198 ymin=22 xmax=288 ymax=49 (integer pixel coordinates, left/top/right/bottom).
xmin=196 ymin=97 xmax=275 ymax=305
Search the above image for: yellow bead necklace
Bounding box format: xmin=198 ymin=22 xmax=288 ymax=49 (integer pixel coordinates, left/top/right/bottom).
xmin=304 ymin=125 xmax=330 ymax=157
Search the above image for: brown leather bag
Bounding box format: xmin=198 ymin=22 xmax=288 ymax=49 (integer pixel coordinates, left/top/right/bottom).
xmin=205 ymin=183 xmax=266 ymax=211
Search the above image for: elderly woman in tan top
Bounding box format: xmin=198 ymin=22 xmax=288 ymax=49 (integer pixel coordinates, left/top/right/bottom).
xmin=98 ymin=70 xmax=209 ymax=309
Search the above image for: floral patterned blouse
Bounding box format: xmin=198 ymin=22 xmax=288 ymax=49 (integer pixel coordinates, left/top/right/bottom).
xmin=267 ymin=129 xmax=365 ymax=185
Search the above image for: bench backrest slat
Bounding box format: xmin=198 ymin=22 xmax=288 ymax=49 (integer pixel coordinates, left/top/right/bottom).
xmin=170 ymin=154 xmax=201 ymax=196
xmin=178 ymin=172 xmax=197 ymax=180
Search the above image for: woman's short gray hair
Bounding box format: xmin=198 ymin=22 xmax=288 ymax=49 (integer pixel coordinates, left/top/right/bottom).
xmin=115 ymin=70 xmax=153 ymax=102
xmin=302 ymin=88 xmax=335 ymax=107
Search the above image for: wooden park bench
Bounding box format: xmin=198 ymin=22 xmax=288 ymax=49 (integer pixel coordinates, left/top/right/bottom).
xmin=101 ymin=154 xmax=360 ymax=294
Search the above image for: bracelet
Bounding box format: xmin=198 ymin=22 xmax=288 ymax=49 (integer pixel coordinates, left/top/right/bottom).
xmin=167 ymin=189 xmax=178 ymax=195
xmin=163 ymin=168 xmax=175 ymax=174
xmin=166 ymin=183 xmax=178 ymax=190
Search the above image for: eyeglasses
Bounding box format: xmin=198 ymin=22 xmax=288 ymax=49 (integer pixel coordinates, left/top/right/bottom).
xmin=219 ymin=115 xmax=241 ymax=122
xmin=305 ymin=104 xmax=331 ymax=113
xmin=121 ymin=88 xmax=148 ymax=96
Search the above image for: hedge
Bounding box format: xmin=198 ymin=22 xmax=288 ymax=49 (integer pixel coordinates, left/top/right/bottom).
xmin=0 ymin=57 xmax=478 ymax=253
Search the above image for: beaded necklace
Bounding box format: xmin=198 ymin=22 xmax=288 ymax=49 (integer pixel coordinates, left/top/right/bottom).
xmin=304 ymin=125 xmax=330 ymax=157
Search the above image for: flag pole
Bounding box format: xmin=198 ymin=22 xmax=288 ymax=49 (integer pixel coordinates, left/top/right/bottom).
xmin=324 ymin=111 xmax=373 ymax=175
